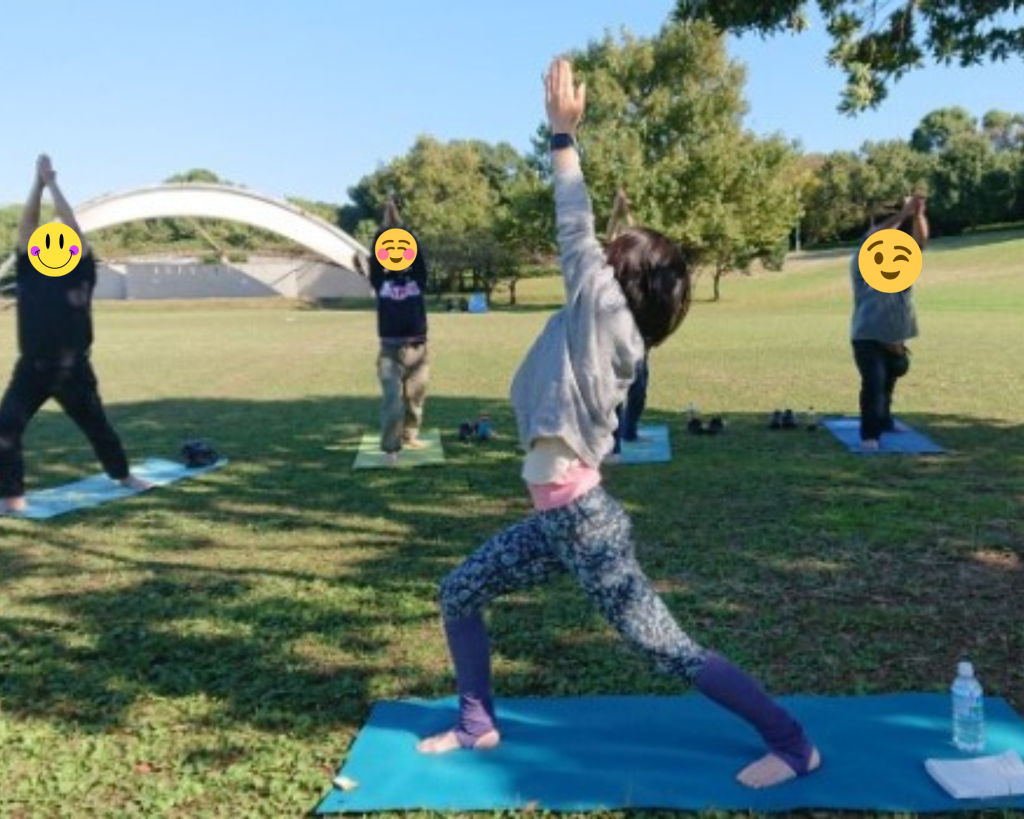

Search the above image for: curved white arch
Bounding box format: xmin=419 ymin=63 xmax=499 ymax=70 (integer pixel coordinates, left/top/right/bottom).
xmin=1 ymin=183 xmax=369 ymax=280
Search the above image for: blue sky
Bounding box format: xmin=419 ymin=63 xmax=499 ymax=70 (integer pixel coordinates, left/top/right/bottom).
xmin=4 ymin=0 xmax=1022 ymax=206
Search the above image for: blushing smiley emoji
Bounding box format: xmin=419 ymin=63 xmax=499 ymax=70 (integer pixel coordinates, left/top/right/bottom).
xmin=27 ymin=222 xmax=83 ymax=277
xmin=374 ymin=228 xmax=418 ymax=273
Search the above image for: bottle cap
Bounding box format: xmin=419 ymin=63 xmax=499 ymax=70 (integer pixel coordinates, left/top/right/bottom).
xmin=958 ymin=660 xmax=974 ymax=677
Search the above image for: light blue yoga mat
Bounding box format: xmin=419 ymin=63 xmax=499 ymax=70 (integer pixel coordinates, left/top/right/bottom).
xmin=823 ymin=417 xmax=945 ymax=454
xmin=317 ymin=694 xmax=1024 ymax=814
xmin=614 ymin=424 xmax=671 ymax=465
xmin=2 ymin=457 xmax=227 ymax=520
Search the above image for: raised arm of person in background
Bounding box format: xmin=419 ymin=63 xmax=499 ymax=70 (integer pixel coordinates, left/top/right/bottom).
xmin=368 ymin=198 xmax=403 ymax=293
xmin=911 ymin=195 xmax=929 ymax=250
xmin=382 ymin=198 xmax=402 ymax=229
xmin=41 ymin=156 xmax=88 ymax=254
xmin=864 ymin=197 xmax=917 ymax=240
xmin=606 ymin=187 xmax=634 ymax=241
xmin=409 ymin=242 xmax=428 ymax=290
xmin=17 ymin=156 xmax=47 ymax=249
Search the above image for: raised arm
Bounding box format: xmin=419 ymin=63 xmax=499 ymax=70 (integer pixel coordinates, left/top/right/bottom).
xmin=409 ymin=242 xmax=428 ymax=289
xmin=606 ymin=187 xmax=634 ymax=241
xmin=546 ymin=58 xmax=608 ymax=298
xmin=17 ymin=157 xmax=46 ymax=248
xmin=911 ymin=195 xmax=929 ymax=250
xmin=42 ymin=158 xmax=87 ymax=253
xmin=863 ymin=198 xmax=916 ymax=240
xmin=381 ymin=198 xmax=402 ymax=229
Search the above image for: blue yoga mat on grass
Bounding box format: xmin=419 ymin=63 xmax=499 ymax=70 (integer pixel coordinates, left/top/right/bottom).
xmin=3 ymin=457 xmax=227 ymax=520
xmin=317 ymin=694 xmax=1024 ymax=814
xmin=823 ymin=416 xmax=945 ymax=454
xmin=614 ymin=424 xmax=671 ymax=465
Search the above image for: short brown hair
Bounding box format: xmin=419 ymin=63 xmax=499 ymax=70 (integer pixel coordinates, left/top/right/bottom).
xmin=605 ymin=227 xmax=692 ymax=348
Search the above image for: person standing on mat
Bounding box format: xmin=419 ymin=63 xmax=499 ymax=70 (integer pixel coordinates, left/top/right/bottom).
xmin=0 ymin=155 xmax=151 ymax=514
xmin=368 ymin=198 xmax=430 ymax=466
xmin=417 ymin=58 xmax=821 ymax=789
xmin=850 ymin=194 xmax=928 ymax=451
xmin=607 ymin=188 xmax=649 ymax=459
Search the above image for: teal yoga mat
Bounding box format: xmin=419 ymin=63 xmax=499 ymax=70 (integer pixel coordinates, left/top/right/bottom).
xmin=614 ymin=424 xmax=671 ymax=465
xmin=823 ymin=417 xmax=945 ymax=454
xmin=2 ymin=457 xmax=227 ymax=520
xmin=317 ymin=694 xmax=1024 ymax=814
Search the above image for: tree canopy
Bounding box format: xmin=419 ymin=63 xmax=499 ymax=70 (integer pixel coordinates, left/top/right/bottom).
xmin=673 ymin=0 xmax=1024 ymax=113
xmin=801 ymin=106 xmax=1024 ymax=243
xmin=563 ymin=22 xmax=802 ymax=298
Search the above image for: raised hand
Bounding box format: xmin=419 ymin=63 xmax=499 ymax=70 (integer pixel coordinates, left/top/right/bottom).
xmin=382 ymin=199 xmax=402 ymax=229
xmin=612 ymin=188 xmax=627 ymax=213
xmin=36 ymin=154 xmax=55 ymax=185
xmin=544 ymin=58 xmax=586 ymax=136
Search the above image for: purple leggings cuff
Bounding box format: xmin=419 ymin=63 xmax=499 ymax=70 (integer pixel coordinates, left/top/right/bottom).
xmin=695 ymin=650 xmax=815 ymax=774
xmin=454 ymin=694 xmax=496 ymax=747
xmin=444 ymin=614 xmax=498 ymax=746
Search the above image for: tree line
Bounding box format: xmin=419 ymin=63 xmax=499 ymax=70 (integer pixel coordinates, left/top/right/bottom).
xmin=802 ymin=107 xmax=1024 ymax=245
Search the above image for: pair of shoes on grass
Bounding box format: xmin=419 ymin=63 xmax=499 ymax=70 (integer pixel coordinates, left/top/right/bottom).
xmin=688 ymin=417 xmax=724 ymax=435
xmin=770 ymin=409 xmax=818 ymax=432
xmin=769 ymin=409 xmax=799 ymax=430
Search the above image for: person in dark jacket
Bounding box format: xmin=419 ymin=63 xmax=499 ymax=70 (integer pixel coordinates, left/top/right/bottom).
xmin=0 ymin=155 xmax=151 ymax=514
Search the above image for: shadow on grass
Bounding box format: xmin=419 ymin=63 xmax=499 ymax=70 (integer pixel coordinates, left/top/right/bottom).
xmin=0 ymin=398 xmax=1020 ymax=755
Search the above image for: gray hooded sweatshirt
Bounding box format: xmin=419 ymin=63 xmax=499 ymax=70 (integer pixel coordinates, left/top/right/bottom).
xmin=510 ymin=162 xmax=646 ymax=467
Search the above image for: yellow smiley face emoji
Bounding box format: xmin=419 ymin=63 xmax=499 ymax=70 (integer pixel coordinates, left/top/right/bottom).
xmin=857 ymin=229 xmax=923 ymax=293
xmin=374 ymin=228 xmax=418 ymax=273
xmin=27 ymin=222 xmax=84 ymax=277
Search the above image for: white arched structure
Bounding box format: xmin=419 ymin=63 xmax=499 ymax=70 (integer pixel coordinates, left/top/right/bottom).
xmin=1 ymin=183 xmax=369 ymax=281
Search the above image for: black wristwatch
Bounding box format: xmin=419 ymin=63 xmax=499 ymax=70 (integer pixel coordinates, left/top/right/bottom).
xmin=549 ymin=133 xmax=576 ymax=152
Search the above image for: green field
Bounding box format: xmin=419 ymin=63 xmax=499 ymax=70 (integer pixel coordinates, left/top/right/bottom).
xmin=1 ymin=231 xmax=1022 ymax=817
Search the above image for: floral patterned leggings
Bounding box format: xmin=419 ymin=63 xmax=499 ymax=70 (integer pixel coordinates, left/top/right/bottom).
xmin=440 ymin=485 xmax=707 ymax=681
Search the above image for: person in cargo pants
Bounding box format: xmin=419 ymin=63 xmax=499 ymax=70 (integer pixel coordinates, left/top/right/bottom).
xmin=368 ymin=199 xmax=430 ymax=466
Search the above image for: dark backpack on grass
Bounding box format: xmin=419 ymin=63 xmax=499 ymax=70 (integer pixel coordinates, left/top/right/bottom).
xmin=181 ymin=439 xmax=220 ymax=468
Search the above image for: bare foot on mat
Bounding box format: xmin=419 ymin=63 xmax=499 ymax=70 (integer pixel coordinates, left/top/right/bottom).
xmin=737 ymin=746 xmax=821 ymax=788
xmin=120 ymin=475 xmax=153 ymax=491
xmin=417 ymin=729 xmax=500 ymax=754
xmin=1 ymin=496 xmax=28 ymax=514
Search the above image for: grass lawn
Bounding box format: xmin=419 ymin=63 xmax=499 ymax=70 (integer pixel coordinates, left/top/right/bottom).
xmin=1 ymin=230 xmax=1022 ymax=817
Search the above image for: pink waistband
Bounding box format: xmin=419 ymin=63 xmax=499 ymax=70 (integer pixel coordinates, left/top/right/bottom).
xmin=528 ymin=464 xmax=602 ymax=511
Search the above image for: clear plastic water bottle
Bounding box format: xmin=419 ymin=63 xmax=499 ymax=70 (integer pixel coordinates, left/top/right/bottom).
xmin=951 ymin=660 xmax=985 ymax=753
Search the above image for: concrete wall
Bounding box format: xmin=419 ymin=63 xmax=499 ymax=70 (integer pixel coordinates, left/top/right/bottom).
xmin=96 ymin=256 xmax=372 ymax=301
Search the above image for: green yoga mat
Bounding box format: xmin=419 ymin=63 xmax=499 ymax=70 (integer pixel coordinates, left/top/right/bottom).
xmin=352 ymin=429 xmax=445 ymax=469
xmin=317 ymin=693 xmax=1024 ymax=814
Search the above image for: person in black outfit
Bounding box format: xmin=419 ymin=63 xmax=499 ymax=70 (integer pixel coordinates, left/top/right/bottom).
xmin=367 ymin=199 xmax=430 ymax=465
xmin=0 ymin=155 xmax=151 ymax=514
